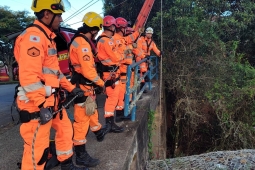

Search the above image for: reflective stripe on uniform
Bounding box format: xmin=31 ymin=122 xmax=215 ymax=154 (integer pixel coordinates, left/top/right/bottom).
xmin=137 ymin=51 xmax=143 ymax=57
xmin=59 ymin=73 xmax=65 ymax=80
xmin=43 ymin=67 xmax=59 ymax=76
xmin=116 ymin=106 xmax=124 ymax=110
xmin=73 ymin=139 xmax=87 ymax=144
xmin=92 ymin=75 xmax=100 ymax=83
xmin=72 ymin=64 xmax=81 ymax=68
xmin=72 ymin=40 xmax=79 ymax=48
xmin=48 ymin=48 xmax=57 ymax=55
xmin=101 ymin=59 xmax=112 ymax=64
xmin=105 ymin=111 xmax=114 ymax=116
xmin=20 ymin=30 xmax=27 ymax=36
xmin=76 ymin=102 xmax=85 ymax=107
xmin=126 ymin=55 xmax=133 ymax=59
xmin=98 ymin=39 xmax=105 ymax=43
xmin=90 ymin=125 xmax=101 ymax=131
xmin=129 ymin=34 xmax=135 ymax=42
xmin=56 ymin=148 xmax=73 ymax=156
xmin=120 ymin=79 xmax=126 ymax=83
xmin=23 ymin=81 xmax=44 ymax=92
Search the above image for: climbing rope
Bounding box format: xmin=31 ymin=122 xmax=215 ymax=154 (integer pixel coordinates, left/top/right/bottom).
xmin=158 ymin=0 xmax=163 ymax=159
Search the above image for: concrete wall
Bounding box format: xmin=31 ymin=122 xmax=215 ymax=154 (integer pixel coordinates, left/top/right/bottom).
xmin=121 ymin=83 xmax=161 ymax=170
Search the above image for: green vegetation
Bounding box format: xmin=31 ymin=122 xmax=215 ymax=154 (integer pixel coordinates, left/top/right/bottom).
xmin=148 ymin=110 xmax=156 ymax=159
xmin=103 ymin=0 xmax=255 ymax=156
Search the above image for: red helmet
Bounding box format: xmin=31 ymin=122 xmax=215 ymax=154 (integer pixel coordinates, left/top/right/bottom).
xmin=103 ymin=15 xmax=116 ymax=27
xmin=126 ymin=27 xmax=134 ymax=35
xmin=116 ymin=17 xmax=128 ymax=28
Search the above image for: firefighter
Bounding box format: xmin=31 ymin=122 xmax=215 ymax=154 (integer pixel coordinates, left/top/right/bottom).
xmin=14 ymin=0 xmax=87 ymax=170
xmin=114 ymin=18 xmax=144 ymax=122
xmin=137 ymin=27 xmax=162 ymax=93
xmin=96 ymin=15 xmax=125 ymax=133
xmin=69 ymin=12 xmax=108 ymax=167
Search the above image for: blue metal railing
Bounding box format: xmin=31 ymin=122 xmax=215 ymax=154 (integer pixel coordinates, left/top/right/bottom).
xmin=124 ymin=56 xmax=159 ymax=121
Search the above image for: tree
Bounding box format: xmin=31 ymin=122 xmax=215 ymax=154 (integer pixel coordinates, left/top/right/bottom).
xmin=0 ymin=6 xmax=35 ymax=81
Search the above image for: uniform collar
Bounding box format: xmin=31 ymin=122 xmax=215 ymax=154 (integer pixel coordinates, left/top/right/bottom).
xmin=101 ymin=32 xmax=112 ymax=38
xmin=144 ymin=36 xmax=151 ymax=41
xmin=34 ymin=20 xmax=56 ymax=39
xmin=114 ymin=33 xmax=123 ymax=39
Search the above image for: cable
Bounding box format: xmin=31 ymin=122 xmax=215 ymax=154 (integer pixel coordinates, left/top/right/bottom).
xmin=158 ymin=0 xmax=163 ymax=159
xmin=64 ymin=0 xmax=96 ymax=22
xmin=68 ymin=0 xmax=128 ymax=26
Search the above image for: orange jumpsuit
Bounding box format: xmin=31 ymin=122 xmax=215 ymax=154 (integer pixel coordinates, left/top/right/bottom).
xmin=113 ymin=31 xmax=139 ymax=110
xmin=96 ymin=32 xmax=124 ymax=117
xmin=14 ymin=20 xmax=75 ymax=170
xmin=136 ymin=36 xmax=161 ymax=83
xmin=69 ymin=34 xmax=104 ymax=146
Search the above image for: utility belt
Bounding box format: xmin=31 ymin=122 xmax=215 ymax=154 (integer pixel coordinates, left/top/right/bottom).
xmin=104 ymin=73 xmax=120 ymax=89
xmin=120 ymin=73 xmax=127 ymax=76
xmin=70 ymin=71 xmax=94 ymax=86
xmin=19 ymin=110 xmax=41 ymax=123
xmin=102 ymin=65 xmax=119 ymax=72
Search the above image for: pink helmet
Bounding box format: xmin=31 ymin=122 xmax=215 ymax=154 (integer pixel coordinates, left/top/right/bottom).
xmin=103 ymin=15 xmax=116 ymax=27
xmin=116 ymin=17 xmax=128 ymax=28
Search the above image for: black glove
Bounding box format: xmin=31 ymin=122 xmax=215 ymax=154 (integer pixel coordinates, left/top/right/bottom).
xmin=39 ymin=107 xmax=53 ymax=125
xmin=71 ymin=88 xmax=84 ymax=97
xmin=145 ymin=55 xmax=150 ymax=59
xmin=105 ymin=80 xmax=114 ymax=87
xmin=95 ymin=85 xmax=105 ymax=94
xmin=160 ymin=51 xmax=163 ymax=56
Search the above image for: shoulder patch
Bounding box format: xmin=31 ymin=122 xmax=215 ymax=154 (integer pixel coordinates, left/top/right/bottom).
xmin=29 ymin=35 xmax=40 ymax=42
xmin=27 ymin=47 xmax=40 ymax=57
xmin=108 ymin=41 xmax=113 ymax=45
xmin=82 ymin=48 xmax=89 ymax=53
xmin=83 ymin=55 xmax=90 ymax=61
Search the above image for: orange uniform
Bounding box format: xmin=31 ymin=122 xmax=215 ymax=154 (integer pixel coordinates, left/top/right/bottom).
xmin=113 ymin=31 xmax=139 ymax=110
xmin=97 ymin=32 xmax=124 ymax=117
xmin=137 ymin=36 xmax=161 ymax=73
xmin=14 ymin=20 xmax=75 ymax=170
xmin=69 ymin=34 xmax=104 ymax=146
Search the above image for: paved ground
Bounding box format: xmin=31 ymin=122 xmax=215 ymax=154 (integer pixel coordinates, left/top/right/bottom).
xmin=0 ymin=84 xmax=140 ymax=170
xmin=0 ymin=84 xmax=19 ymax=128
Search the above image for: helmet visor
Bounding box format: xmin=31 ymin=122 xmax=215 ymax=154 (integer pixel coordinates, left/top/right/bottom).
xmin=51 ymin=0 xmax=71 ymax=12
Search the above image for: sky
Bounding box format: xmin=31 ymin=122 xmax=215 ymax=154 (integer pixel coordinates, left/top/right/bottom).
xmin=0 ymin=0 xmax=104 ymax=29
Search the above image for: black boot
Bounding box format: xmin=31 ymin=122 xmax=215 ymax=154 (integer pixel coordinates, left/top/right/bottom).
xmin=93 ymin=126 xmax=109 ymax=142
xmin=106 ymin=116 xmax=124 ymax=133
xmin=74 ymin=144 xmax=100 ymax=167
xmin=60 ymin=156 xmax=88 ymax=170
xmin=115 ymin=110 xmax=124 ymax=123
xmin=115 ymin=110 xmax=131 ymax=123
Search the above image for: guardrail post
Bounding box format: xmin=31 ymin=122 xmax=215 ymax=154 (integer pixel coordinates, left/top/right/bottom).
xmin=124 ymin=65 xmax=132 ymax=117
xmin=156 ymin=56 xmax=159 ymax=80
xmin=148 ymin=58 xmax=152 ymax=90
xmin=131 ymin=65 xmax=139 ymax=121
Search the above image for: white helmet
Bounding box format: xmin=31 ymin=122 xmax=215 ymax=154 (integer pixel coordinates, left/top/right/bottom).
xmin=145 ymin=27 xmax=153 ymax=34
xmin=0 ymin=61 xmax=4 ymax=67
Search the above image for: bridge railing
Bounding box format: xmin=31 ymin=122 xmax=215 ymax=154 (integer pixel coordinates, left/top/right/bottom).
xmin=124 ymin=56 xmax=159 ymax=121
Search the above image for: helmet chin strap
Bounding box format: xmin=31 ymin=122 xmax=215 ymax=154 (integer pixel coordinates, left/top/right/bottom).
xmin=49 ymin=14 xmax=56 ymax=30
xmin=104 ymin=27 xmax=115 ymax=36
xmin=38 ymin=14 xmax=56 ymax=31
